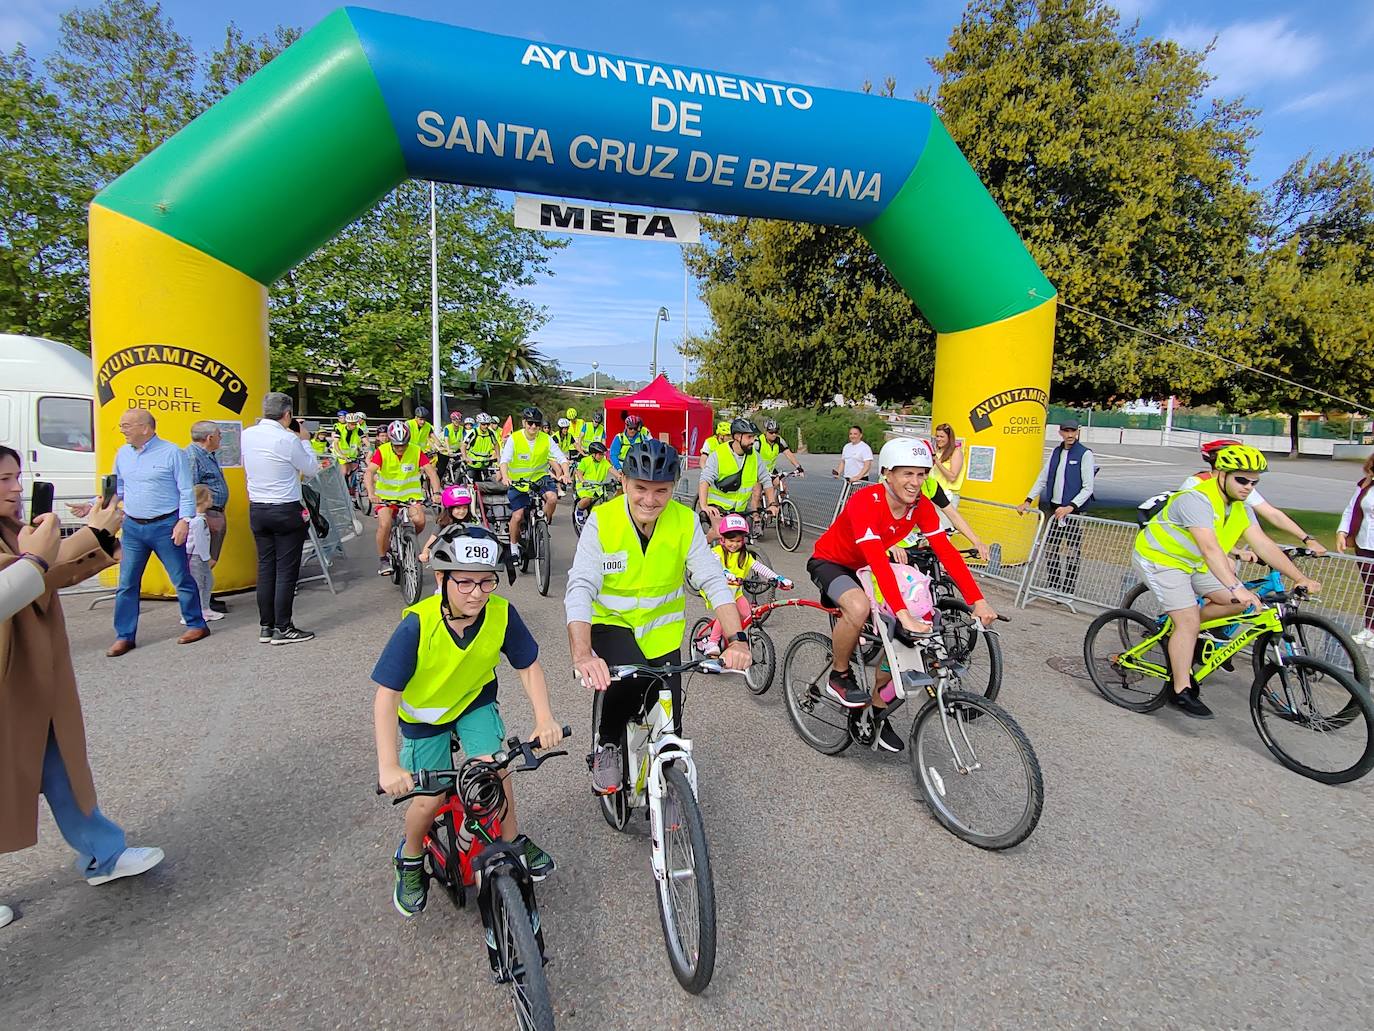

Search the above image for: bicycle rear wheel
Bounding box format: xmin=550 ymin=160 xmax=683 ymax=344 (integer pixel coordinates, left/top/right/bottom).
xmin=1250 ymin=656 xmax=1374 ymax=784
xmin=1083 ymin=608 xmax=1172 ymax=712
xmin=935 ymin=598 xmax=1002 ymax=702
xmin=655 ymin=762 xmax=717 ymax=994
xmin=400 ymin=530 xmax=423 ymax=605
xmin=776 ymin=498 xmax=803 ymax=552
xmin=910 ymin=690 xmax=1044 ymax=850
xmin=744 ymin=627 xmax=776 ymax=696
xmin=1251 ymin=611 xmax=1369 ymax=689
xmin=781 ymin=631 xmax=853 ymax=755
xmin=535 ymin=521 xmax=552 ymax=597
xmin=1121 ymin=581 xmax=1161 ymax=626
xmin=688 ymin=616 xmax=714 ymax=662
xmin=490 ymin=870 xmax=555 ymax=1031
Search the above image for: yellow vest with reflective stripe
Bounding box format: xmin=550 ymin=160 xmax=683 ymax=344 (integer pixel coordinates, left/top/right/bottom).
xmin=407 ymin=419 xmax=435 ymax=450
xmin=506 ymin=430 xmax=552 ymax=481
xmin=397 ymin=594 xmax=508 ymax=726
xmin=707 ymin=445 xmax=760 ymax=511
xmin=706 ymin=543 xmax=755 ymax=602
xmin=468 ymin=428 xmax=498 ymax=462
xmin=576 ymin=456 xmax=614 ymax=498
xmin=579 ymin=421 xmax=601 ymax=448
xmin=758 ymin=436 xmax=783 ymax=471
xmin=334 ymin=425 xmax=361 ymax=459
xmin=376 ymin=443 xmax=424 ymax=501
xmin=442 ymin=423 xmax=463 ymax=448
xmin=592 ymin=497 xmax=694 ymax=658
xmin=1134 ymin=476 xmax=1249 ymax=573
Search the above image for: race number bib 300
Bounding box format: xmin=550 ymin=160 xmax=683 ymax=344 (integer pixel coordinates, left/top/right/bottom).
xmin=602 ymin=550 xmax=628 ymax=575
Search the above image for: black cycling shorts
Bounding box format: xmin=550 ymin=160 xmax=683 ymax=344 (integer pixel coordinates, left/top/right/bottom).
xmin=806 ymin=557 xmax=862 ymax=607
xmin=591 ymin=625 xmax=682 ymax=745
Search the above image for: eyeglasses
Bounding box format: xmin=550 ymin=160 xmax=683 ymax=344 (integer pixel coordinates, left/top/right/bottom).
xmin=450 ymin=576 xmax=499 ymax=594
xmin=1231 ymin=475 xmax=1261 ymax=486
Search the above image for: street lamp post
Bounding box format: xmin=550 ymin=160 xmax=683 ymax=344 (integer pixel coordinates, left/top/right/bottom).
xmin=591 ymin=360 xmax=599 ymax=393
xmin=650 ymin=306 xmax=669 ymax=380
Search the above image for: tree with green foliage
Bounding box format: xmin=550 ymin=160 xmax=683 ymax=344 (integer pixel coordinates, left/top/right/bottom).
xmin=0 ymin=45 xmax=94 ymax=345
xmin=200 ymin=22 xmax=301 ymax=107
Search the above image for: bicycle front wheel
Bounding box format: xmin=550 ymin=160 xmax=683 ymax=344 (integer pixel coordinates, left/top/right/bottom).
xmin=572 ymin=503 xmax=589 ymax=538
xmin=400 ymin=530 xmax=423 ymax=605
xmin=910 ymin=691 xmax=1044 ymax=850
xmin=490 ymin=871 xmax=555 ymax=1031
xmin=1250 ymin=656 xmax=1374 ymax=784
xmin=744 ymin=627 xmax=776 ymax=696
xmin=535 ymin=522 xmax=552 ymax=597
xmin=776 ymin=498 xmax=803 ymax=552
xmin=935 ymin=598 xmax=1002 ymax=702
xmin=1251 ymin=611 xmax=1369 ymax=689
xmin=781 ymin=631 xmax=854 ymax=755
xmin=655 ymin=762 xmax=717 ymax=994
xmin=689 ymin=616 xmax=714 ymax=662
xmin=1083 ymin=608 xmax=1172 ymax=712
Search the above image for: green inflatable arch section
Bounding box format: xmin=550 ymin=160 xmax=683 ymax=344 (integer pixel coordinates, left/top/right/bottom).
xmin=95 ymin=6 xmax=1053 ymax=335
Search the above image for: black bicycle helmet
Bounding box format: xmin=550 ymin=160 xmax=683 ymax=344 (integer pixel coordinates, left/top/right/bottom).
xmin=588 ymin=440 xmax=608 ymax=456
xmin=730 ymin=417 xmax=759 ymax=435
xmin=521 ymin=405 xmax=543 ymax=425
xmin=415 ymin=406 xmax=429 ymax=419
xmin=592 ymin=409 xmax=605 ymax=424
xmin=763 ymin=418 xmax=779 ymax=433
xmin=622 ymin=440 xmax=680 ymax=482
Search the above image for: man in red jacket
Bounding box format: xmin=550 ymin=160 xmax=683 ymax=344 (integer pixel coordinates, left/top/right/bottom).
xmin=808 ymin=437 xmax=998 ymax=713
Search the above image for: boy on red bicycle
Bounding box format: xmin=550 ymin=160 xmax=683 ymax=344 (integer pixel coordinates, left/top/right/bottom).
xmin=372 ymin=526 xmax=564 ymax=917
xmin=807 ymin=438 xmax=998 ymax=750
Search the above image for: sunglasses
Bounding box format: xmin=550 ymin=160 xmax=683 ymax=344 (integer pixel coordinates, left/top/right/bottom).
xmin=1230 ymin=475 xmax=1261 ymax=486
xmin=450 ymin=576 xmax=499 ymax=594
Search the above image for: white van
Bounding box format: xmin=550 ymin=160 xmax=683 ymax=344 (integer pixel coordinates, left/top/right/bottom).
xmin=0 ymin=334 xmax=97 ymax=504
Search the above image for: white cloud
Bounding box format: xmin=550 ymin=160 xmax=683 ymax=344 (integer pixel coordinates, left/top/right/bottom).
xmin=1278 ymin=74 xmax=1374 ymax=114
xmin=0 ymin=0 xmax=64 ymax=50
xmin=1110 ymin=0 xmax=1156 ymax=22
xmin=1169 ymin=17 xmax=1323 ymax=94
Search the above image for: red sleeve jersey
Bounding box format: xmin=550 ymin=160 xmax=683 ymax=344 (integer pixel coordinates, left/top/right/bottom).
xmin=369 ymin=448 xmax=384 ymax=467
xmin=418 ymin=452 xmax=431 ymax=467
xmin=812 ymin=484 xmax=983 ymax=614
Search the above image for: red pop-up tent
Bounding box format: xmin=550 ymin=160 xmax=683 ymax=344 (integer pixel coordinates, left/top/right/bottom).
xmin=603 ymin=375 xmax=714 ymax=466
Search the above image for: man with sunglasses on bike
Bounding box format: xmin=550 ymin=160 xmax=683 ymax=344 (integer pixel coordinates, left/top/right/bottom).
xmin=1134 ymin=444 xmax=1320 ymax=719
xmin=809 ymin=438 xmax=998 ymax=736
xmin=500 ymin=406 xmax=570 ymax=555
xmin=373 ymin=525 xmax=564 ymax=917
xmin=565 ymin=440 xmax=749 ymax=795
xmin=697 ymin=417 xmax=779 ymax=542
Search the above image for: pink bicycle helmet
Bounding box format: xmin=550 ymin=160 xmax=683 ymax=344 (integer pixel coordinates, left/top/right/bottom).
xmin=719 ymin=513 xmax=750 ymax=536
xmin=440 ymin=484 xmax=473 ymax=508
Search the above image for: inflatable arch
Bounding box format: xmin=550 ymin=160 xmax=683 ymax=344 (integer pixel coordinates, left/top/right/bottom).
xmin=90 ymin=6 xmax=1055 ymax=592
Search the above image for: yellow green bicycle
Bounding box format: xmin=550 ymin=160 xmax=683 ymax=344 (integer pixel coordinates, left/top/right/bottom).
xmin=1084 ymin=589 xmax=1374 ymax=784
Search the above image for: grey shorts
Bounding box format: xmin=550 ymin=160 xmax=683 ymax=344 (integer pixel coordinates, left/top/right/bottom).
xmin=1132 ymin=555 xmax=1226 ymax=612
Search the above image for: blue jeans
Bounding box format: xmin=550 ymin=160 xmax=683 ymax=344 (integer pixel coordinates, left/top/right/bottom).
xmin=114 ymin=512 xmax=206 ymax=641
xmin=42 ymin=728 xmax=127 ymax=878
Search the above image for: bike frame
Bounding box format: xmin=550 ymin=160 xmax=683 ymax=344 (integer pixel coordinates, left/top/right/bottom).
xmin=425 ymin=790 xmax=504 ymax=898
xmin=1117 ymin=604 xmax=1287 ymax=685
xmin=623 ymin=684 xmax=698 ymax=884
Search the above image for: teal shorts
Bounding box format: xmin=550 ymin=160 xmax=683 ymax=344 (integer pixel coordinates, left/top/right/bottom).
xmin=399 ymin=702 xmax=506 ymax=772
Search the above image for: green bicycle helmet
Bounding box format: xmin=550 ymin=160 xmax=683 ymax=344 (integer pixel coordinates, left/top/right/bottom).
xmin=1212 ymin=444 xmax=1267 ymax=473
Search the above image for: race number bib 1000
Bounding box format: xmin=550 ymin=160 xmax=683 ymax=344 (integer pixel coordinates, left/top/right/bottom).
xmin=602 ymin=550 xmax=628 ymax=575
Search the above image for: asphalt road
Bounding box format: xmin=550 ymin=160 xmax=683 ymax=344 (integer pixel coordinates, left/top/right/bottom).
xmin=3 ymin=515 xmax=1372 ymax=1030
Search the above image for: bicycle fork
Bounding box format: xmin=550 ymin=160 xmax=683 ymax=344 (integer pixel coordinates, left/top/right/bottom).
xmin=646 ymin=736 xmax=696 ymax=883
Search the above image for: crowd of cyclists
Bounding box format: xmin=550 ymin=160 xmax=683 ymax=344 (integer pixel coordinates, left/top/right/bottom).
xmin=345 ymin=403 xmax=1355 ymax=919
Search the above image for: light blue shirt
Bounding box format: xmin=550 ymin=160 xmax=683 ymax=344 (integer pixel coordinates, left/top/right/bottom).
xmin=115 ymin=435 xmax=196 ymax=519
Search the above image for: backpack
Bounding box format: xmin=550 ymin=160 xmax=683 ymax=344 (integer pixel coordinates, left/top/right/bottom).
xmin=1136 ymin=491 xmax=1172 ymax=528
xmin=301 ymin=482 xmax=331 ymax=538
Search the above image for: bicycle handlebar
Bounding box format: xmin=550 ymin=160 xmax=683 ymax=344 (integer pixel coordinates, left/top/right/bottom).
xmin=376 ymin=725 xmax=573 ymax=800
xmin=573 ymin=657 xmax=746 ymax=685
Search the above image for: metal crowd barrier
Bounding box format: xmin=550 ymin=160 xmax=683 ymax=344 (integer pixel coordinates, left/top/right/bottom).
xmin=299 ymin=459 xmax=360 ymax=594
xmin=1282 ymin=549 xmax=1374 ymax=642
xmin=1017 ymin=511 xmax=1141 ymax=612
xmin=946 ymin=498 xmax=1045 ymax=594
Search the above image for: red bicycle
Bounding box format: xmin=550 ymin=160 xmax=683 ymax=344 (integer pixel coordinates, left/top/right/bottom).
xmin=378 ymin=729 xmax=571 ymax=1031
xmin=689 ymin=579 xmax=833 ymax=695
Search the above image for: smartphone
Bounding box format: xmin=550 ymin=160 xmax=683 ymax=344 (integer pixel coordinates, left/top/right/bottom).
xmin=30 ymin=480 xmax=55 ymax=521
xmin=102 ymin=473 xmax=118 ymax=506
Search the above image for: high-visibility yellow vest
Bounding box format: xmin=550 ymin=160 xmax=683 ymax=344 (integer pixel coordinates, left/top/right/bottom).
xmin=707 ymin=445 xmax=760 ymax=511
xmin=375 ymin=443 xmax=424 ymax=502
xmin=579 ymin=421 xmax=602 ymax=448
xmin=506 ymin=430 xmax=552 ymax=481
xmin=468 ymin=429 xmax=498 ymax=463
xmin=554 ymin=430 xmax=577 ymax=454
xmin=757 ymin=435 xmax=783 ymax=472
xmin=441 ymin=423 xmax=464 ymax=448
xmin=407 ymin=419 xmax=435 ymax=450
xmin=706 ymin=543 xmax=755 ymax=602
xmin=310 ymin=438 xmax=328 ymax=455
xmin=933 ymin=444 xmax=967 ymax=493
xmin=397 ymin=593 xmax=508 ymax=726
xmin=592 ymin=496 xmax=694 ymax=658
xmin=576 ymin=456 xmax=614 ymax=498
xmin=614 ymin=429 xmax=651 ymax=466
xmin=334 ymin=425 xmax=361 ymax=459
xmin=1134 ymin=476 xmax=1250 ymax=573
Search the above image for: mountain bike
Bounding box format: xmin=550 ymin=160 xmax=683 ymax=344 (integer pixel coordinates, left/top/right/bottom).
xmin=571 ymin=481 xmax=620 ymax=538
xmin=1120 ymin=548 xmax=1368 ymax=687
xmin=1084 ymin=590 xmax=1374 ymax=784
xmin=688 ymin=581 xmax=829 ymax=695
xmin=781 ymin=602 xmax=1040 ymax=850
xmin=510 ymin=478 xmax=554 ymax=597
xmin=377 ymin=729 xmax=571 ymax=1031
xmin=381 ymin=503 xmax=424 ymax=605
xmin=582 ymin=658 xmax=746 ymax=993
xmin=762 ymin=469 xmax=805 ymax=552
xmin=347 ymin=463 xmax=372 ymax=516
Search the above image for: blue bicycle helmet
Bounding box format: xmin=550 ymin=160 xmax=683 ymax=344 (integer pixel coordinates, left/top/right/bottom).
xmin=622 ymin=440 xmax=680 ymax=482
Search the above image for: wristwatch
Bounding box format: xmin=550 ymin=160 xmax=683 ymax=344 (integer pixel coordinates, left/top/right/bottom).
xmin=1301 ymin=535 xmax=1316 ymax=544
xmin=730 ymin=631 xmax=748 ymax=645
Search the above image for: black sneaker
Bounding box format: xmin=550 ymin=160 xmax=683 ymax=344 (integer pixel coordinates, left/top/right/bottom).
xmin=259 ymin=626 xmax=274 ymax=644
xmin=1167 ymin=685 xmax=1214 ymax=720
xmin=825 ymin=668 xmax=869 ymax=709
xmin=271 ymin=625 xmax=316 ymax=646
xmin=513 ymin=834 xmax=556 ymax=881
xmin=876 ymin=718 xmax=906 ymax=753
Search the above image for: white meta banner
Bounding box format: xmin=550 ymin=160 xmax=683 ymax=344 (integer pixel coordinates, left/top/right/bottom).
xmin=514 ymin=196 xmax=700 ymax=243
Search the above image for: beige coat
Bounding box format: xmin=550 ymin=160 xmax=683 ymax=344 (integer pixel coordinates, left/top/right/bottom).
xmin=0 ymin=523 xmax=117 ymax=853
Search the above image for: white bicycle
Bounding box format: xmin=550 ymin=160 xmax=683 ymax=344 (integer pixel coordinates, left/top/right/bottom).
xmin=581 ymin=657 xmax=744 ymax=994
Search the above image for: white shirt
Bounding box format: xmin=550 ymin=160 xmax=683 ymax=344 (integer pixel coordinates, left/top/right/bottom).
xmin=1339 ymin=483 xmax=1374 ymax=550
xmin=841 ymin=441 xmax=874 ymax=479
xmin=241 ymin=418 xmax=319 ymax=503
xmin=186 ymin=513 xmax=211 ymax=560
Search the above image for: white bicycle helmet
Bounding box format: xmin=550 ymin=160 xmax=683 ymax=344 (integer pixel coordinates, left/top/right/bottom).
xmin=878 ymin=437 xmax=933 ymax=473
xmin=386 ymin=420 xmax=411 ymax=445
xmin=557 ymin=417 xmax=571 ymax=429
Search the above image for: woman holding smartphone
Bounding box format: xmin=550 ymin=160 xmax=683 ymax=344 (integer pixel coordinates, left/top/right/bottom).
xmin=0 ymin=445 xmax=165 ymax=929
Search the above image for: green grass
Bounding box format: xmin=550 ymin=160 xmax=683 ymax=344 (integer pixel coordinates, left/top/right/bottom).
xmin=1090 ymin=505 xmax=1342 ymax=549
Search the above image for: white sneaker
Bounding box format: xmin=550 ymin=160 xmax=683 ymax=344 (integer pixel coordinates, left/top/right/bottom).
xmin=85 ymin=846 xmax=165 ymax=886
xmin=203 ymin=611 xmax=225 ymax=622
xmin=1355 ymin=628 xmax=1374 ymax=647
xmin=0 ymin=903 xmax=12 ymax=928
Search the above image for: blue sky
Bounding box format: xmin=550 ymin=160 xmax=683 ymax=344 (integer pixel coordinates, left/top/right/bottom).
xmin=6 ymin=0 xmax=1373 ymax=384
